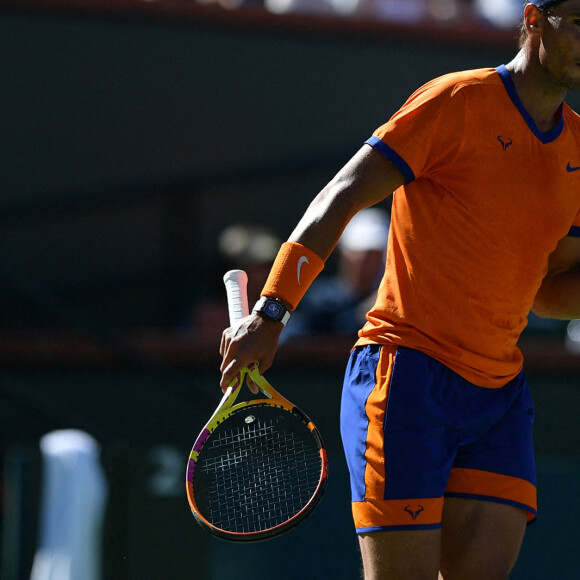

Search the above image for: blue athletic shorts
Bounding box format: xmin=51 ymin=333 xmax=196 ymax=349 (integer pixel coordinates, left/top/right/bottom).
xmin=340 ymin=344 xmax=537 ymax=533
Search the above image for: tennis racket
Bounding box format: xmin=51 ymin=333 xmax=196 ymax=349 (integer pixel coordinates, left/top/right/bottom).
xmin=186 ymin=269 xmax=328 ymax=542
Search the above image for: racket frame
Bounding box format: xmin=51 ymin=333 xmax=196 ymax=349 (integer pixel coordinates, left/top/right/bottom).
xmin=186 ymin=364 xmax=328 ymax=541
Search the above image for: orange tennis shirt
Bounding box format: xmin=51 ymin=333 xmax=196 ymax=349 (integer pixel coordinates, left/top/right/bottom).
xmin=356 ymin=66 xmax=580 ymax=388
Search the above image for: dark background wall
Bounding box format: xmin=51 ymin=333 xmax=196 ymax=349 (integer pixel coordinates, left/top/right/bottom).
xmin=1 ymin=5 xmax=579 ymax=580
xmin=0 ymin=6 xmax=535 ymax=329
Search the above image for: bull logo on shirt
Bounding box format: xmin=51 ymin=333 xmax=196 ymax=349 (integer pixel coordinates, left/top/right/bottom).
xmin=497 ymin=136 xmax=513 ymax=151
xmin=404 ymin=504 xmax=424 ymax=520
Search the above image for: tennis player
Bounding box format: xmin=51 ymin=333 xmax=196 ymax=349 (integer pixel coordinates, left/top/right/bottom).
xmin=220 ymin=1 xmax=580 ymax=578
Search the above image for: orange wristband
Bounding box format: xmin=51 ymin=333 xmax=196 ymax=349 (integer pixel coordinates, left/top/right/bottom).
xmin=261 ymin=242 xmax=325 ymax=310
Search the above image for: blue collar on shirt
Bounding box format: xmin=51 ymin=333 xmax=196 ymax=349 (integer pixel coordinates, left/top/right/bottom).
xmin=495 ymin=64 xmax=564 ymax=144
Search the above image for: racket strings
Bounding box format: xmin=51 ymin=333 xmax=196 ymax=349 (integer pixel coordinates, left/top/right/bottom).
xmin=194 ymin=409 xmax=322 ymax=534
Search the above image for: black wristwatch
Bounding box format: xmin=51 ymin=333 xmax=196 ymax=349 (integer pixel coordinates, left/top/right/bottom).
xmin=253 ymin=297 xmax=291 ymax=325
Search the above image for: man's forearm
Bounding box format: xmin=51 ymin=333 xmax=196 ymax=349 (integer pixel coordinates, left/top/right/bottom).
xmin=533 ymin=266 xmax=580 ymax=320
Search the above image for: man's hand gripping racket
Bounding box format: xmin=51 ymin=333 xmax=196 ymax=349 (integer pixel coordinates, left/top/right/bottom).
xmin=186 ymin=270 xmax=328 ymax=542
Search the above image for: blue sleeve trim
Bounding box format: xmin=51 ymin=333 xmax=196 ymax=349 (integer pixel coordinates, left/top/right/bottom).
xmin=568 ymin=226 xmax=580 ymax=237
xmin=365 ymin=136 xmax=415 ymax=183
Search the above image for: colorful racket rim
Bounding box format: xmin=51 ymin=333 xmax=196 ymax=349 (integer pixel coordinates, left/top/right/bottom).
xmin=186 ymin=364 xmax=328 ymax=542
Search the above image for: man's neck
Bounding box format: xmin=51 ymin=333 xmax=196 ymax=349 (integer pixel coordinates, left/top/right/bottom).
xmin=505 ymin=49 xmax=566 ymax=132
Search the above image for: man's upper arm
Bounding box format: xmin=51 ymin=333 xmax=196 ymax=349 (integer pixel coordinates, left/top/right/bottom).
xmin=288 ymin=144 xmax=405 ymax=260
xmin=327 ymin=143 xmax=407 ymax=211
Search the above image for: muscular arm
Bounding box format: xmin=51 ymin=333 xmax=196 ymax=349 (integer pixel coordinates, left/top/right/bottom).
xmin=287 ymin=144 xmax=405 ymax=260
xmin=533 ymin=235 xmax=580 ymax=319
xmin=219 ymin=144 xmax=405 ymax=389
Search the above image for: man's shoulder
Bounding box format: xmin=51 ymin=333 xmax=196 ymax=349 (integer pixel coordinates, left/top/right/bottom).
xmin=409 ymin=67 xmax=501 ymax=105
xmin=430 ymin=67 xmax=501 ymax=94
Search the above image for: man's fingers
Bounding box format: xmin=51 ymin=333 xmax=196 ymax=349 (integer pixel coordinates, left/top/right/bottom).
xmin=218 ymin=314 xmax=281 ymax=392
xmin=219 ymin=325 xmax=235 ymax=358
xmin=220 ymin=359 xmax=241 ymax=391
xmin=246 ymin=376 xmax=259 ymax=395
xmin=220 ymin=352 xmax=257 ymax=391
xmin=219 ymin=331 xmax=226 ymax=357
xmin=220 ymin=354 xmax=271 ymax=392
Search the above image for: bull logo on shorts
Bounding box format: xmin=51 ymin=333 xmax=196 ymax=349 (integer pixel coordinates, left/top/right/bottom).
xmin=404 ymin=504 xmax=424 ymax=520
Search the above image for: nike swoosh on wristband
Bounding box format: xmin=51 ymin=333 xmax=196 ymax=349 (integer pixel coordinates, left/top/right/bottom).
xmin=567 ymin=162 xmax=580 ymax=172
xmin=297 ymin=256 xmax=309 ymax=285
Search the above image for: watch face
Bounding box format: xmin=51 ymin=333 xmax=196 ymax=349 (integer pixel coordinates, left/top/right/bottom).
xmin=264 ymin=300 xmax=284 ymax=319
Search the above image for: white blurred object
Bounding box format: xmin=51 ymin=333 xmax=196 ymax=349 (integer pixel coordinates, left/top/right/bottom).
xmin=330 ymin=0 xmax=363 ymax=16
xmin=30 ymin=430 xmax=108 ymax=580
xmin=265 ymin=0 xmax=333 ymax=14
xmin=566 ymin=319 xmax=580 ymax=354
xmin=339 ymin=207 xmax=390 ymax=252
xmin=473 ymin=0 xmax=522 ymax=28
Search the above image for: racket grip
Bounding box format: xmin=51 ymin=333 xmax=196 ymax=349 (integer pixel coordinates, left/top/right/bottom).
xmin=223 ymin=269 xmax=250 ymax=325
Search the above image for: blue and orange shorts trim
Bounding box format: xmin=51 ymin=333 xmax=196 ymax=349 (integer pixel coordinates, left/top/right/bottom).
xmin=340 ymin=344 xmax=537 ymax=533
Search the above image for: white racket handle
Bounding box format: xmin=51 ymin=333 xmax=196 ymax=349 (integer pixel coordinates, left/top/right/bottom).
xmin=223 ymin=269 xmax=249 ymax=325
